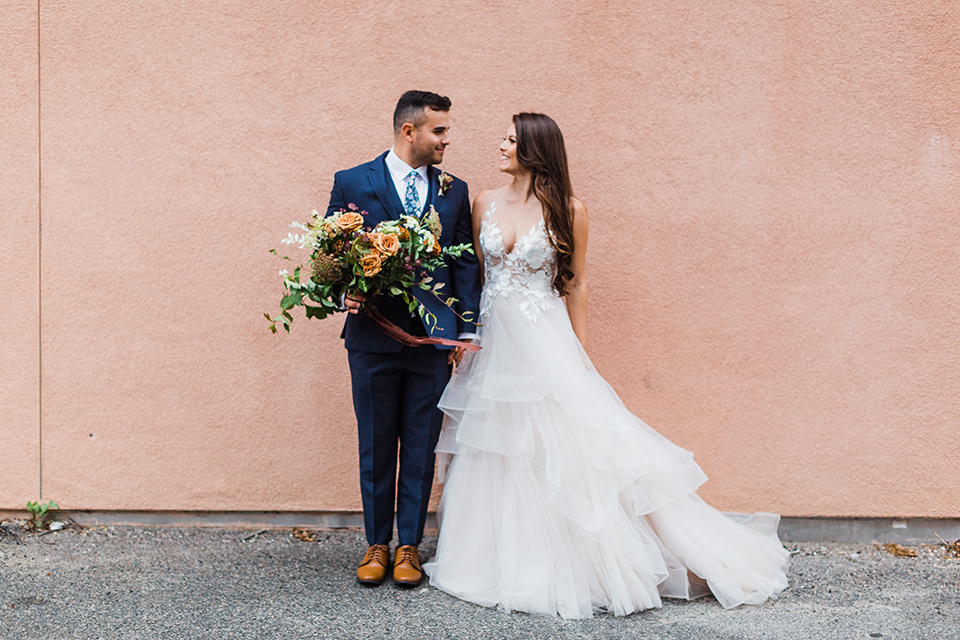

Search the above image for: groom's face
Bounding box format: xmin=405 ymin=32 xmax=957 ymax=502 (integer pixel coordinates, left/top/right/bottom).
xmin=408 ymin=108 xmax=450 ymax=167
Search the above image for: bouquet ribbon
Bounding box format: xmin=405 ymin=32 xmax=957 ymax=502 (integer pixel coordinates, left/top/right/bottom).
xmin=364 ymin=302 xmax=481 ymax=352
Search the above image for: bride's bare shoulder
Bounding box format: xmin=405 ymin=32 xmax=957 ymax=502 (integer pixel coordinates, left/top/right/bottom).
xmin=472 ymin=187 xmax=507 ymax=215
xmin=571 ymin=197 xmax=589 ymax=221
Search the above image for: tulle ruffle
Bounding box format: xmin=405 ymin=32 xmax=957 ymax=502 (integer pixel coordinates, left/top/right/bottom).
xmin=424 ymin=292 xmax=789 ymax=618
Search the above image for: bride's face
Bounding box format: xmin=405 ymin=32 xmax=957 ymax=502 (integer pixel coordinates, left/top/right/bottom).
xmin=498 ymin=124 xmax=520 ymax=174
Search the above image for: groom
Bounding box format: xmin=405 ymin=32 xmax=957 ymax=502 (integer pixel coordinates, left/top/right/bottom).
xmin=326 ymin=91 xmax=481 ymax=586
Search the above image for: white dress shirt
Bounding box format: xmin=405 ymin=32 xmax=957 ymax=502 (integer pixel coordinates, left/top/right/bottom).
xmin=385 ymin=148 xmax=428 ymax=214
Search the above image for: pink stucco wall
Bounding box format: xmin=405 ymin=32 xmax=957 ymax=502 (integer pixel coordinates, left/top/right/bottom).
xmin=2 ymin=1 xmax=958 ymax=517
xmin=1 ymin=1 xmax=41 ymax=504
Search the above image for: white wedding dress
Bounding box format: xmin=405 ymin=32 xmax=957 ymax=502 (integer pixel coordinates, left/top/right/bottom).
xmin=423 ymin=202 xmax=789 ymax=619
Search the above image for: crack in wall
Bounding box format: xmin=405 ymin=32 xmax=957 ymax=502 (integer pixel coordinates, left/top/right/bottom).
xmin=37 ymin=0 xmax=42 ymax=500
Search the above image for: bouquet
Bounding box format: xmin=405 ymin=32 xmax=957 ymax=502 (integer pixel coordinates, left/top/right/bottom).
xmin=266 ymin=204 xmax=476 ymax=347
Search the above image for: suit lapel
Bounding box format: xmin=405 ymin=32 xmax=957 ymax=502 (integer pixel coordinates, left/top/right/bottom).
xmin=368 ymin=151 xmax=405 ymax=220
xmin=425 ymin=165 xmax=438 ymax=215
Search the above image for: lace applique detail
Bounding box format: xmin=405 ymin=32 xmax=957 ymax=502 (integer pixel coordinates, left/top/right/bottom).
xmin=479 ymin=201 xmax=559 ymax=321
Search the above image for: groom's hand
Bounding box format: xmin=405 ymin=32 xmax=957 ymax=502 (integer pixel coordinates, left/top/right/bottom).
xmin=344 ymin=292 xmax=366 ymax=314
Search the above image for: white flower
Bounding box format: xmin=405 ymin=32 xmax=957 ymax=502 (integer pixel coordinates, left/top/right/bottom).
xmin=281 ymin=231 xmax=307 ymax=248
xmin=279 ymin=269 xmax=290 ymax=278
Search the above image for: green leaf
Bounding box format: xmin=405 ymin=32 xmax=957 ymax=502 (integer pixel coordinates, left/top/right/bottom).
xmin=305 ymin=305 xmax=333 ymax=320
xmin=281 ymin=292 xmax=302 ymax=309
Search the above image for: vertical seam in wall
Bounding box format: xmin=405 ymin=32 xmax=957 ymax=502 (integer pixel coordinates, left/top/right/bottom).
xmin=37 ymin=0 xmax=43 ymax=500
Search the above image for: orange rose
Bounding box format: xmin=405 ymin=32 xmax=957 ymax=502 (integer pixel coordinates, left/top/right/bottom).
xmin=398 ymin=228 xmax=410 ymax=241
xmin=335 ymin=211 xmax=364 ymax=233
xmin=323 ymin=222 xmax=337 ymax=235
xmin=358 ymin=253 xmax=383 ymax=277
xmin=372 ymin=232 xmax=401 ymax=257
xmin=423 ymin=233 xmax=441 ymax=255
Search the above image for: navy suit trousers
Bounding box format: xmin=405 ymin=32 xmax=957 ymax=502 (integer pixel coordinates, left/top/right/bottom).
xmin=348 ymin=346 xmax=450 ymax=547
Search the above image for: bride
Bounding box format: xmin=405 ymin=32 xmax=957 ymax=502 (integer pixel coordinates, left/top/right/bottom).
xmin=422 ymin=113 xmax=789 ymax=619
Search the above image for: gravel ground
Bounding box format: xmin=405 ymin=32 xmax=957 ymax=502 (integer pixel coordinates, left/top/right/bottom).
xmin=0 ymin=522 xmax=957 ymax=640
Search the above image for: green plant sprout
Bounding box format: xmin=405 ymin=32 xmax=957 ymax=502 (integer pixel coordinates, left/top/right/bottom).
xmin=25 ymin=500 xmax=60 ymax=531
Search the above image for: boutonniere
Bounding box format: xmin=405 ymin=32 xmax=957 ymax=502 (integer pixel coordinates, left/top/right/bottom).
xmin=438 ymin=168 xmax=453 ymax=197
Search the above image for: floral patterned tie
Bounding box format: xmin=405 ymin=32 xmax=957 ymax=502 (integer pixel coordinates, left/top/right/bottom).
xmin=403 ymin=170 xmax=420 ymax=217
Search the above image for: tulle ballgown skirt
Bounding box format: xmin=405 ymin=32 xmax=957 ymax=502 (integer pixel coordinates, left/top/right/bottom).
xmin=423 ymin=291 xmax=789 ymax=619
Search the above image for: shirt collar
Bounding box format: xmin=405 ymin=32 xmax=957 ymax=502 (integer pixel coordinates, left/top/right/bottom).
xmin=386 ymin=148 xmax=428 ymax=183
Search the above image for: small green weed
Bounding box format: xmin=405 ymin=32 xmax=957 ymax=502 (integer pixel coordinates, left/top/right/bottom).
xmin=25 ymin=500 xmax=60 ymax=531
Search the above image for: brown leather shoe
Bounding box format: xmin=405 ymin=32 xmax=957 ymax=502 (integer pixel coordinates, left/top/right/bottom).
xmin=356 ymin=544 xmax=391 ymax=585
xmin=392 ymin=545 xmax=422 ymax=586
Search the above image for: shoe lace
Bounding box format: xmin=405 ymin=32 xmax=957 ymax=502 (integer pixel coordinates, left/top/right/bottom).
xmin=396 ymin=546 xmax=419 ymax=565
xmin=362 ymin=545 xmax=388 ymax=564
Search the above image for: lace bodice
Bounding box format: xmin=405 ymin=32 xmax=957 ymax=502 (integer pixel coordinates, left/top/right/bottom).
xmin=479 ymin=201 xmax=559 ymax=320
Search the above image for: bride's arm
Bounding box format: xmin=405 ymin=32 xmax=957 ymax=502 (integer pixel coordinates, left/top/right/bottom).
xmin=564 ymin=199 xmax=589 ymax=345
xmin=471 ymin=192 xmax=488 ymax=286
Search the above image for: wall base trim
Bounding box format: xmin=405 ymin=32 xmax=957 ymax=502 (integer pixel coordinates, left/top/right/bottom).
xmin=776 ymin=517 xmax=960 ymax=544
xmin=2 ymin=511 xmax=958 ymax=544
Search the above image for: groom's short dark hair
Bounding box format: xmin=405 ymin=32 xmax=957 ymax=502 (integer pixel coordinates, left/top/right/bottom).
xmin=394 ymin=90 xmax=452 ymax=135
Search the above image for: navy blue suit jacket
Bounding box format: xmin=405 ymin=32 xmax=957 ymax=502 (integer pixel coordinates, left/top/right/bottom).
xmin=326 ymin=151 xmax=481 ymax=354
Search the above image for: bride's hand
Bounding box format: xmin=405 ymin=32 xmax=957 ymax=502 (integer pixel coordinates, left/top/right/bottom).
xmin=448 ymin=340 xmax=472 ymax=371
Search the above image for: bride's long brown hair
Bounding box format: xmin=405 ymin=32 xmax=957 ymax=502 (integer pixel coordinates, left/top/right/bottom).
xmin=513 ymin=112 xmax=575 ymax=295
